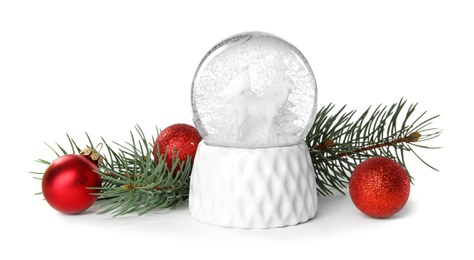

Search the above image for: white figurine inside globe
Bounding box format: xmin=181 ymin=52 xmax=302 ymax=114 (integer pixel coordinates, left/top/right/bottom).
xmin=192 ymin=32 xmax=317 ymax=148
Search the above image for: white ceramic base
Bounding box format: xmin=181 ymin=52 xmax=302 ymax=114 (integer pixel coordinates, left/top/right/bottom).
xmin=189 ymin=141 xmax=318 ymax=229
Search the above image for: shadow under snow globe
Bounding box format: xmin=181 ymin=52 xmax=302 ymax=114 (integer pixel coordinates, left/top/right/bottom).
xmin=190 ymin=32 xmax=318 ymax=229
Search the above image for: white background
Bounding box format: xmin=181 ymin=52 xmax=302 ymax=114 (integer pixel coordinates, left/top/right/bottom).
xmin=1 ymin=1 xmax=473 ymax=259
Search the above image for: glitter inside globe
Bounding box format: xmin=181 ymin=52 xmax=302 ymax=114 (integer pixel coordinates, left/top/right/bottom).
xmin=191 ymin=31 xmax=317 ymax=148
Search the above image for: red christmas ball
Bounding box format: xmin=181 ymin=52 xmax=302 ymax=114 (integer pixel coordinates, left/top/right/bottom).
xmin=349 ymin=156 xmax=410 ymax=218
xmin=153 ymin=123 xmax=202 ymax=171
xmin=42 ymin=154 xmax=102 ymax=214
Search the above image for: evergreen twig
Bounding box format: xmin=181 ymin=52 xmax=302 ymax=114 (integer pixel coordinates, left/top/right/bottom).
xmin=95 ymin=126 xmax=191 ymax=216
xmin=32 ymin=126 xmax=192 ymax=216
xmin=32 ymin=98 xmax=441 ymax=214
xmin=305 ymin=98 xmax=441 ymax=196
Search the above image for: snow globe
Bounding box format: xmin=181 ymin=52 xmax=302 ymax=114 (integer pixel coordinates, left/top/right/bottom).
xmin=189 ymin=32 xmax=318 ymax=228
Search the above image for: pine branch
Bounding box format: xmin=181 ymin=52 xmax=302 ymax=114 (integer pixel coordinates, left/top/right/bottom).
xmin=95 ymin=126 xmax=191 ymax=216
xmin=305 ymin=98 xmax=442 ymax=196
xmin=32 ymin=98 xmax=442 ymax=215
xmin=32 ymin=126 xmax=192 ymax=216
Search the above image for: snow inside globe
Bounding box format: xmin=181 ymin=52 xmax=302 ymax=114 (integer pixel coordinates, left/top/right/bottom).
xmin=189 ymin=32 xmax=318 ymax=229
xmin=191 ymin=31 xmax=317 ymax=148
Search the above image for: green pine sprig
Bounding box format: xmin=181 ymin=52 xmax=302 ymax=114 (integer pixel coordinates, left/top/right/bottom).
xmin=32 ymin=126 xmax=192 ymax=216
xmin=32 ymin=98 xmax=441 ymax=215
xmin=305 ymin=98 xmax=441 ymax=195
xmin=96 ymin=126 xmax=191 ymax=216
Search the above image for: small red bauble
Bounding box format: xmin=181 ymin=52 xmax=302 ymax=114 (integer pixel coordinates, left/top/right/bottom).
xmin=349 ymin=156 xmax=410 ymax=218
xmin=42 ymin=154 xmax=102 ymax=214
xmin=153 ymin=123 xmax=202 ymax=171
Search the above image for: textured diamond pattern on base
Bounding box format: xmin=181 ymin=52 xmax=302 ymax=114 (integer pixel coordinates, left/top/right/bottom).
xmin=189 ymin=142 xmax=318 ymax=229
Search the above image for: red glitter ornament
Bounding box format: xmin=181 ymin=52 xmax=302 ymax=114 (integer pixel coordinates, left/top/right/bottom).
xmin=349 ymin=156 xmax=410 ymax=218
xmin=153 ymin=123 xmax=202 ymax=171
xmin=42 ymin=154 xmax=102 ymax=214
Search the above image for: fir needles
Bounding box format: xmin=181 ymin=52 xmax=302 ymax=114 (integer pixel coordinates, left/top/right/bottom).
xmin=33 ymin=98 xmax=442 ymax=215
xmin=34 ymin=126 xmax=192 ymax=216
xmin=305 ymin=98 xmax=441 ymax=196
xmin=96 ymin=126 xmax=191 ymax=216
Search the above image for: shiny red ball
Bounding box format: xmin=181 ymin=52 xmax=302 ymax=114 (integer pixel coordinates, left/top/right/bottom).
xmin=153 ymin=123 xmax=202 ymax=171
xmin=349 ymin=157 xmax=410 ymax=218
xmin=42 ymin=154 xmax=102 ymax=214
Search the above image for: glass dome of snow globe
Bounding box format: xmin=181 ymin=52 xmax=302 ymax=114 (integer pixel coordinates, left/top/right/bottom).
xmin=191 ymin=31 xmax=317 ymax=148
